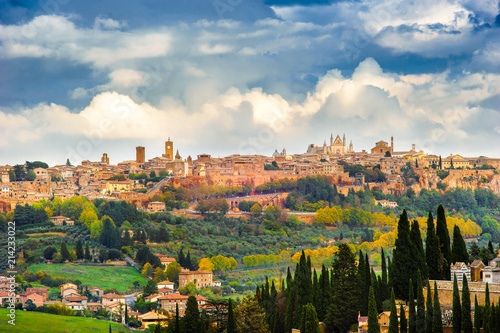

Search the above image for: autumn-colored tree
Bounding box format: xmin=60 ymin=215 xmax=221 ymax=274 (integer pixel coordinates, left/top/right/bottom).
xmin=142 ymin=263 xmax=153 ymax=278
xmin=250 ymin=203 xmax=263 ymax=218
xmin=198 ymin=258 xmax=215 ymax=271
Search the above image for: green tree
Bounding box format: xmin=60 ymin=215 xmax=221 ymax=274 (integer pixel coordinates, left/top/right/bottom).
xmin=390 ymin=209 xmax=413 ymax=300
xmin=43 ymin=246 xmax=57 ymax=260
xmin=75 ymin=240 xmax=84 ymax=260
xmin=426 ymin=281 xmax=433 ymax=333
xmin=409 ymin=278 xmax=416 ymax=333
xmin=299 ymin=303 xmax=321 ymax=333
xmin=401 ymin=302 xmax=408 ymax=333
xmin=473 ymin=295 xmax=480 ymax=333
xmin=411 ymin=220 xmax=428 ymax=281
xmin=389 ymin=289 xmax=399 ymax=333
xmin=452 ymin=274 xmax=461 ymax=333
xmin=432 ymin=282 xmax=443 ymax=333
xmin=295 ymin=251 xmax=312 ymax=325
xmin=84 ymin=244 xmax=91 ymax=260
xmin=234 ymin=295 xmax=269 ymax=333
xmin=325 ymin=244 xmax=359 ymax=333
xmin=451 ymin=225 xmax=469 ymax=264
xmin=381 ymin=249 xmax=389 ymax=300
xmin=25 ymin=169 xmax=36 ymax=181
xmin=143 ymin=279 xmax=158 ymax=297
xmin=317 ymin=264 xmax=331 ymax=321
xmin=60 ymin=241 xmax=70 ymax=261
xmin=426 ymin=212 xmax=442 ymax=280
xmin=227 ymin=298 xmax=235 ymax=333
xmin=175 ymin=303 xmax=180 ymax=333
xmin=368 ymin=286 xmax=380 ymax=333
xmin=416 ymin=271 xmax=426 ymax=333
xmin=436 ymin=205 xmax=451 ymax=279
xmin=461 ymin=275 xmax=472 ymax=333
xmin=180 ymin=296 xmax=200 ymax=333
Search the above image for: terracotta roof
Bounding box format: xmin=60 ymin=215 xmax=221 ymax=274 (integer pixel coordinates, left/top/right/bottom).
xmin=64 ymin=295 xmax=87 ymax=302
xmin=138 ymin=311 xmax=169 ymax=320
xmin=179 ymin=270 xmax=211 ymax=275
xmin=102 ymin=293 xmax=125 ymax=299
xmin=470 ymin=260 xmax=485 ymax=268
xmin=157 ymin=280 xmax=174 ymax=285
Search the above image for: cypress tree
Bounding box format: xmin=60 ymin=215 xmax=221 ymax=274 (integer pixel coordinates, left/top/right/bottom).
xmin=387 ymin=256 xmax=392 ymax=289
xmin=389 ymin=289 xmax=399 ymax=333
xmin=285 ymin=279 xmax=295 ymax=333
xmin=486 ymin=283 xmax=490 ymax=308
xmin=432 ymin=282 xmax=443 ymax=333
xmin=390 ymin=209 xmax=413 ymax=300
xmin=175 ymin=303 xmax=180 ymax=333
xmin=411 ymin=220 xmax=428 ymax=281
xmin=318 ymin=264 xmax=330 ymax=321
xmin=436 ymin=205 xmax=451 ymax=280
xmin=180 ymin=296 xmax=200 ymax=333
xmin=372 ymin=270 xmax=382 ymax=314
xmin=426 ymin=212 xmax=442 ymax=280
xmin=416 ymin=271 xmax=426 ymax=333
xmin=451 ymin=225 xmax=469 ymax=264
xmin=426 ymin=281 xmax=433 ymax=333
xmin=368 ymin=286 xmax=380 ymax=333
xmin=489 ymin=303 xmax=495 ymax=333
xmin=60 ymin=241 xmax=70 ymax=261
xmin=381 ymin=249 xmax=389 ymax=300
xmin=452 ymin=274 xmax=461 ymax=333
xmin=462 ymin=275 xmax=472 ymax=333
xmin=358 ymin=250 xmax=368 ymax=316
xmin=84 ymin=244 xmax=91 ymax=260
xmin=409 ymin=278 xmax=416 ymax=333
xmin=227 ymin=299 xmax=235 ymax=333
xmin=488 ymin=241 xmax=495 ymax=256
xmin=401 ymin=303 xmax=408 ymax=333
xmin=296 ymin=251 xmax=312 ymax=326
xmin=484 ymin=284 xmax=491 ymax=333
xmin=312 ymin=269 xmax=319 ymax=312
xmin=473 ymin=295 xmax=480 ymax=333
xmin=75 ymin=240 xmax=84 ymax=260
xmin=299 ymin=303 xmax=321 ymax=333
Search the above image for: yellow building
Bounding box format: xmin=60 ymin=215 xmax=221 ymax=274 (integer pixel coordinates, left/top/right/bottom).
xmin=105 ymin=181 xmax=132 ymax=194
xmin=371 ymin=137 xmax=393 ymax=155
xmin=178 ymin=270 xmax=213 ymax=289
xmin=442 ymin=154 xmax=470 ymax=169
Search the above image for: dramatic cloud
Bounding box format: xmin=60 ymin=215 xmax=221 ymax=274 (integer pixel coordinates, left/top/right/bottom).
xmin=0 ymin=0 xmax=499 ymax=164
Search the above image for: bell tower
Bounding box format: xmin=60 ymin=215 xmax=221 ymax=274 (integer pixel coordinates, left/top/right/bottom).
xmin=163 ymin=138 xmax=173 ymax=160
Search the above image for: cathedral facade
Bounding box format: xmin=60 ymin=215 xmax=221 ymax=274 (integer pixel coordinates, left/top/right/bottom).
xmin=307 ymin=134 xmax=353 ymax=155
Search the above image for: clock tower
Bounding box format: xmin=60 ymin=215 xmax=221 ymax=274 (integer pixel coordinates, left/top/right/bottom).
xmin=163 ymin=138 xmax=173 ymax=160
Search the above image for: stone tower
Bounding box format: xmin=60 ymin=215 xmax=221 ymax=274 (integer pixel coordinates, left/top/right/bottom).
xmin=136 ymin=146 xmax=145 ymax=163
xmin=163 ymin=138 xmax=173 ymax=160
xmin=101 ymin=153 xmax=109 ymax=164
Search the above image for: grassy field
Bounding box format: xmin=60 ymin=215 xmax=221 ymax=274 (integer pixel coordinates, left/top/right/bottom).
xmin=0 ymin=309 xmax=132 ymax=332
xmin=28 ymin=263 xmax=148 ymax=292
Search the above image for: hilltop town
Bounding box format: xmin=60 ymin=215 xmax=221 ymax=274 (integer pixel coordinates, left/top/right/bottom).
xmin=1 ymin=134 xmax=499 ymax=213
xmin=1 ymin=134 xmax=500 ymax=332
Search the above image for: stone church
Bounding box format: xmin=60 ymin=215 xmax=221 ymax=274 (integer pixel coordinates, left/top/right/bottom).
xmin=307 ymin=134 xmax=353 ymax=155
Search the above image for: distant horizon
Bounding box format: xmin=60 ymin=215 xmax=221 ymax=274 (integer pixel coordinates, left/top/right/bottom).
xmin=1 ymin=1 xmax=499 ymax=166
xmin=1 ymin=133 xmax=498 ymax=167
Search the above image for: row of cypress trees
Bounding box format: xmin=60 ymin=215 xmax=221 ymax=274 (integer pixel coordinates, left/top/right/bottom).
xmin=369 ymin=273 xmax=499 ymax=333
xmin=390 ymin=205 xmax=470 ymax=301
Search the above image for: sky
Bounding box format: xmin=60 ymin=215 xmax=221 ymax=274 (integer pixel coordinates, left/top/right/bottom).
xmin=0 ymin=0 xmax=499 ymax=166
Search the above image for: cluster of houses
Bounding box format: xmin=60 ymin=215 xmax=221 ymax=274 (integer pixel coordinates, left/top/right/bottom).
xmin=0 ymin=255 xmax=222 ymax=329
xmin=450 ymin=258 xmax=500 ymax=283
